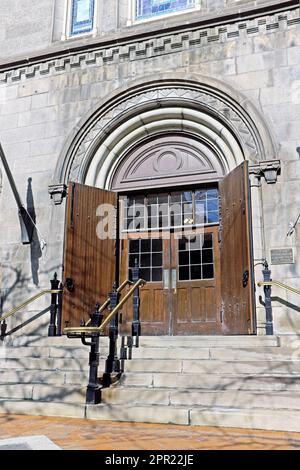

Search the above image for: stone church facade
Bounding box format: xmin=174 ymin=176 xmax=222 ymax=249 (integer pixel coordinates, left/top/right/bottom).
xmin=1 ymin=0 xmax=300 ymax=337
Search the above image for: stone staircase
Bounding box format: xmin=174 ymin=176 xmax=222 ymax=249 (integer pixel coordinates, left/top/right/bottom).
xmin=1 ymin=334 xmax=300 ymax=432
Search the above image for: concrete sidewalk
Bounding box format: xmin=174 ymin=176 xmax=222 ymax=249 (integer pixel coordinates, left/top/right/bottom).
xmin=1 ymin=414 xmax=300 ymax=450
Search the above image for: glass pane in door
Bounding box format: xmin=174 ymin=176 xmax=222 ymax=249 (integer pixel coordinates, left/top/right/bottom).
xmin=178 ymin=233 xmax=214 ymax=281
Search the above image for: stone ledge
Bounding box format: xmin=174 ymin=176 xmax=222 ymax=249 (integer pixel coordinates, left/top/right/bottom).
xmin=0 ymin=6 xmax=299 ymax=84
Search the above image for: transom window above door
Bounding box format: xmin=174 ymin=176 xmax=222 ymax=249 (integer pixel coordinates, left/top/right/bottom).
xmin=135 ymin=0 xmax=197 ymax=21
xmin=121 ymin=187 xmax=219 ymax=232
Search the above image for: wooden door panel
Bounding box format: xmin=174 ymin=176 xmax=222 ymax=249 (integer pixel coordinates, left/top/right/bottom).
xmin=173 ymin=228 xmax=221 ymax=335
xmin=119 ymin=236 xmax=169 ymax=336
xmin=177 ymin=288 xmax=189 ymax=323
xmin=205 ymin=287 xmax=217 ymax=322
xmin=62 ymin=183 xmax=117 ymax=328
xmin=219 ymin=161 xmax=255 ymax=335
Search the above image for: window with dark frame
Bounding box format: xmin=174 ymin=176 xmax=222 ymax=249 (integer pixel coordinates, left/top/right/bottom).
xmin=122 ymin=187 xmax=219 ymax=232
xmin=70 ymin=0 xmax=95 ymax=36
xmin=135 ymin=0 xmax=196 ymax=21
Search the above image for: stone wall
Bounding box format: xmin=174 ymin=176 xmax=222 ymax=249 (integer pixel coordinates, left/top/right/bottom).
xmin=0 ymin=1 xmax=294 ymax=60
xmin=0 ymin=1 xmax=300 ymax=334
xmin=0 ymin=0 xmax=54 ymax=60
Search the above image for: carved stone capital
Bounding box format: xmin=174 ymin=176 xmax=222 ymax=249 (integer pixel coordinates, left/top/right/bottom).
xmin=249 ymin=160 xmax=281 ymax=184
xmin=48 ymin=183 xmax=67 ymax=205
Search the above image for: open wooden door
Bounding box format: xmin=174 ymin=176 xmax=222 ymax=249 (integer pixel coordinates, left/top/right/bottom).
xmin=62 ymin=183 xmax=117 ymax=329
xmin=219 ymin=161 xmax=255 ymax=335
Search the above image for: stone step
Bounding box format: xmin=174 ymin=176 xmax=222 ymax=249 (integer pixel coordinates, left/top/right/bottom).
xmin=189 ymin=407 xmax=300 ymax=433
xmin=0 ymin=356 xmax=298 ymax=381
xmin=138 ymin=336 xmax=279 ymax=348
xmin=6 ymin=335 xmax=279 ymax=348
xmin=3 ymin=345 xmax=292 ymax=361
xmin=121 ymin=358 xmax=300 ymax=374
xmin=129 ymin=347 xmax=294 ymax=361
xmin=120 ymin=372 xmax=300 ymax=391
xmin=0 ymin=357 xmax=98 ymax=371
xmin=85 ymin=404 xmax=300 ymax=432
xmin=101 ymin=387 xmax=300 ymax=410
xmin=3 ymin=368 xmax=299 ymax=391
xmin=1 ymin=398 xmax=300 ymax=432
xmin=0 ymin=384 xmax=86 ymax=403
xmin=0 ymin=399 xmax=85 ymax=419
xmin=1 ymin=346 xmax=93 ymax=359
xmin=0 ymin=369 xmax=67 ymax=385
xmin=5 ymin=336 xmax=80 ymax=347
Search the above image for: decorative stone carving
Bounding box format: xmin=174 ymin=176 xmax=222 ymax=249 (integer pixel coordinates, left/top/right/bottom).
xmin=249 ymin=160 xmax=281 ymax=184
xmin=0 ymin=6 xmax=299 ymax=84
xmin=111 ymin=134 xmax=224 ymax=191
xmin=48 ymin=184 xmax=68 ymax=205
xmin=68 ymin=85 xmax=260 ymax=183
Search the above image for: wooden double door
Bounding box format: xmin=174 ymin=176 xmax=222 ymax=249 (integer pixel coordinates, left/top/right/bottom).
xmin=62 ymin=162 xmax=256 ymax=336
xmin=120 ymin=227 xmax=221 ymax=335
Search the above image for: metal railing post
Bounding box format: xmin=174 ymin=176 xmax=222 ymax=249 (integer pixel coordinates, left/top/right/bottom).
xmin=56 ymin=282 xmax=63 ymax=336
xmin=48 ymin=273 xmax=60 ymax=337
xmin=262 ymin=261 xmax=274 ymax=335
xmin=103 ymin=283 xmax=120 ymax=387
xmin=0 ymin=320 xmax=7 ymax=338
xmin=86 ymin=303 xmax=103 ymax=404
xmin=132 ymin=259 xmax=141 ymax=347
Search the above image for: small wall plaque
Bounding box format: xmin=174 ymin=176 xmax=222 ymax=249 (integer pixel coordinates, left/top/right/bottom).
xmin=270 ymin=248 xmax=294 ymax=265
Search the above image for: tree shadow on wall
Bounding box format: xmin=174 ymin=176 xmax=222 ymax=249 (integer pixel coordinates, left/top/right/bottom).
xmin=27 ymin=177 xmax=42 ymax=287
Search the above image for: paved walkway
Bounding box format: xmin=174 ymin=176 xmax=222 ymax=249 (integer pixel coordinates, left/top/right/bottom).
xmin=1 ymin=415 xmax=300 ymax=450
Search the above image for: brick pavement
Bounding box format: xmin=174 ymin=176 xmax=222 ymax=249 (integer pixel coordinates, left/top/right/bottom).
xmin=1 ymin=414 xmax=300 ymax=450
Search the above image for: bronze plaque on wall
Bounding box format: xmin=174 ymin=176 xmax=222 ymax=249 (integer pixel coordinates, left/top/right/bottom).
xmin=270 ymin=248 xmax=294 ymax=265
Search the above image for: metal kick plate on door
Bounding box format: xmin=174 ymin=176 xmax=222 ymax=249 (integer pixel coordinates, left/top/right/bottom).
xmin=163 ymin=269 xmax=170 ymax=289
xmin=171 ymin=269 xmax=177 ymax=290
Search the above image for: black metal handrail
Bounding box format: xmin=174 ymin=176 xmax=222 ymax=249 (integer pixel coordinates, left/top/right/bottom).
xmin=0 ymin=273 xmax=62 ymax=337
xmin=64 ymin=271 xmax=146 ymax=405
xmin=63 ymin=278 xmax=146 ymax=335
xmin=258 ymin=280 xmax=300 ymax=297
xmin=257 ymin=261 xmax=300 ymax=336
xmin=84 ymin=278 xmax=133 ymax=326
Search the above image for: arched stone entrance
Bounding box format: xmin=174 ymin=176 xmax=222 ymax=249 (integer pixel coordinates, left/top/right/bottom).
xmin=55 ymin=74 xmax=278 ymax=335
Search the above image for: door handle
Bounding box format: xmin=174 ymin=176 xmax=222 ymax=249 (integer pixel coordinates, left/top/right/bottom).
xmin=163 ymin=269 xmax=177 ymax=293
xmin=243 ymin=270 xmax=249 ymax=287
xmin=171 ymin=269 xmax=177 ymax=294
xmin=163 ymin=269 xmax=170 ymax=290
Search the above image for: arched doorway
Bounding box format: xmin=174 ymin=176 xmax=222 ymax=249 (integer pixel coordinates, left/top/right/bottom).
xmin=58 ymin=76 xmax=276 ymax=335
xmin=107 ymin=133 xmax=254 ymax=335
xmin=113 ymin=133 xmax=224 ymax=335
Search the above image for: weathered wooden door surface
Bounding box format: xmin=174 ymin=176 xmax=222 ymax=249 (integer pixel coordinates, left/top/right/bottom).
xmin=219 ymin=161 xmax=255 ymax=334
xmin=120 ymin=227 xmax=221 ymax=336
xmin=172 ymin=227 xmax=222 ymax=335
xmin=120 ymin=233 xmax=170 ymax=335
xmin=62 ymin=183 xmax=117 ymax=328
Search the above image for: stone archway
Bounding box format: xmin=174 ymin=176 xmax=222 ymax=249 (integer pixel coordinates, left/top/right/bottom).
xmin=52 ymin=73 xmax=277 ymax=187
xmin=52 ymin=73 xmax=278 ymax=336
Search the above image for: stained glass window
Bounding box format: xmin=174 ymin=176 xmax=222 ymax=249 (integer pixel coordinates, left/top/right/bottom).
xmin=71 ymin=0 xmax=95 ymax=35
xmin=136 ymin=0 xmax=196 ymax=21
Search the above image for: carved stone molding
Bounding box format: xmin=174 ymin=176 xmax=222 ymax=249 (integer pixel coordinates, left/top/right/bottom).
xmin=111 ymin=134 xmax=224 ymax=191
xmin=0 ymin=7 xmax=299 ymax=84
xmin=48 ymin=183 xmax=68 ymax=205
xmin=249 ymin=159 xmax=281 ymax=184
xmin=67 ymin=84 xmax=262 ymax=183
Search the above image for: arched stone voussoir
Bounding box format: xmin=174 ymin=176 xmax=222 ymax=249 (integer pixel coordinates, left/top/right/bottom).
xmin=53 ymin=73 xmax=277 ymax=186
